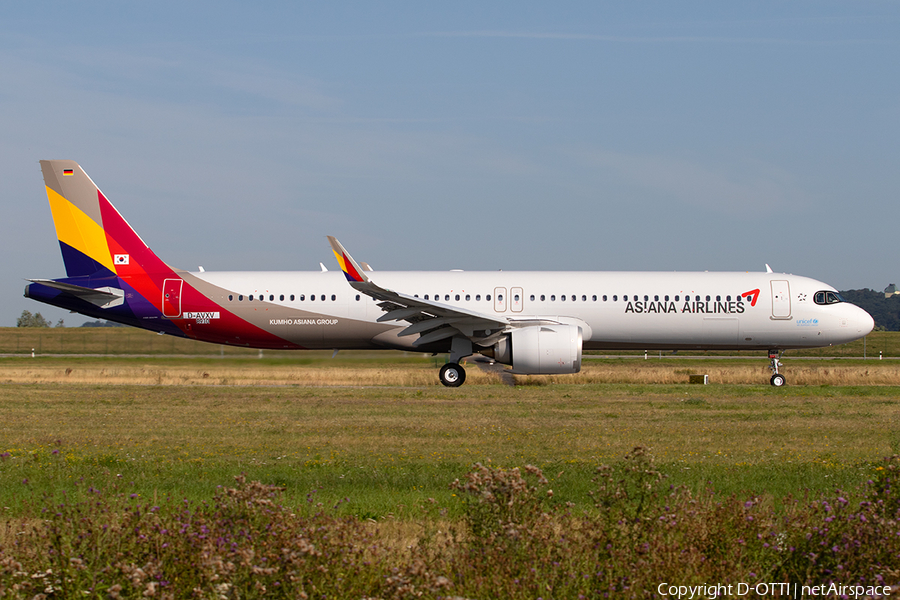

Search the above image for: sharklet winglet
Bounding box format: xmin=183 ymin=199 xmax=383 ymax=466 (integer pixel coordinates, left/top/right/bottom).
xmin=326 ymin=236 xmax=370 ymax=284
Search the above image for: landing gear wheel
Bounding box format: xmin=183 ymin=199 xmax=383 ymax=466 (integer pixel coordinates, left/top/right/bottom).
xmin=767 ymin=350 xmax=786 ymax=387
xmin=439 ymin=363 xmax=466 ymax=387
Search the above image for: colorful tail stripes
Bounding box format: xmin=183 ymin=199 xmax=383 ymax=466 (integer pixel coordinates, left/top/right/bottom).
xmin=327 ymin=236 xmax=369 ymax=283
xmin=33 ymin=160 xmax=306 ymax=349
xmin=41 ymin=160 xmax=169 ymax=279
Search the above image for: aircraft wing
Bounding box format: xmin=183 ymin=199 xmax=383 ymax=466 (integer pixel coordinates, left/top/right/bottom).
xmin=327 ymin=236 xmax=510 ymax=346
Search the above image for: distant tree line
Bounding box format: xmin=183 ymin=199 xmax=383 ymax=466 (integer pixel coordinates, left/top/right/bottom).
xmin=16 ymin=311 xmax=126 ymax=328
xmin=16 ymin=311 xmax=63 ymax=328
xmin=840 ymin=289 xmax=900 ymax=331
xmin=80 ymin=320 xmax=127 ymax=328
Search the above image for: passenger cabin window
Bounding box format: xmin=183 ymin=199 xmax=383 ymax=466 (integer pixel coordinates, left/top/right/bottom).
xmin=290 ymin=295 xmax=295 ymax=301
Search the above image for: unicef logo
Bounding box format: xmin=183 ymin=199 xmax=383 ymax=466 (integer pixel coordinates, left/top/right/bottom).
xmin=795 ymin=318 xmax=819 ymax=327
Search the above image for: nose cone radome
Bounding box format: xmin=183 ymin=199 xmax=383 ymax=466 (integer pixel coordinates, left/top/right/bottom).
xmin=857 ymin=306 xmax=875 ymax=336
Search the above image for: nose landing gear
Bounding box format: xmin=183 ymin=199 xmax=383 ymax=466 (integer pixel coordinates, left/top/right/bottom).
xmin=769 ymin=350 xmax=786 ymax=386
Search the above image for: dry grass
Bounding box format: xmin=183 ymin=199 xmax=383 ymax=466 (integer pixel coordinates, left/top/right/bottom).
xmin=0 ymin=359 xmax=504 ymax=386
xmin=540 ymin=360 xmax=900 ymax=385
xmin=1 ymin=357 xmax=898 ymax=386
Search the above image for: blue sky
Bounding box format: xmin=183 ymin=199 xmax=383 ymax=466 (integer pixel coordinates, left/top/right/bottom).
xmin=1 ymin=2 xmax=898 ymax=326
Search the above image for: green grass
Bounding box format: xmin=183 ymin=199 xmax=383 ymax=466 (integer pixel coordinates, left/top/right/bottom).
xmin=2 ymin=361 xmax=899 ymax=598
xmin=1 ymin=372 xmax=897 ymax=519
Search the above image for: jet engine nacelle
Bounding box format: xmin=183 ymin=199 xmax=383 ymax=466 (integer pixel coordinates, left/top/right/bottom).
xmin=492 ymin=324 xmax=583 ymax=374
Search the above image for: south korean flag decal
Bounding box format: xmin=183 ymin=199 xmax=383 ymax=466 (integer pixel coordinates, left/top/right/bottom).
xmin=114 ymin=254 xmax=130 ymax=265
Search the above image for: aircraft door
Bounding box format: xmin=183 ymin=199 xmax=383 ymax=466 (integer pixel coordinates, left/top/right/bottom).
xmin=163 ymin=278 xmax=183 ymax=318
xmin=770 ymin=280 xmax=791 ymax=320
xmin=494 ymin=287 xmax=507 ymax=312
xmin=510 ymin=287 xmax=523 ymax=312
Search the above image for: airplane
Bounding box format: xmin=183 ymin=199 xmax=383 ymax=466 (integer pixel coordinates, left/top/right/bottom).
xmin=25 ymin=160 xmax=875 ymax=387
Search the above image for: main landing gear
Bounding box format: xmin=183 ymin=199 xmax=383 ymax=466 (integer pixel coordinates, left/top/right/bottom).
xmin=439 ymin=336 xmax=473 ymax=387
xmin=768 ymin=350 xmax=786 ymax=387
xmin=439 ymin=362 xmax=466 ymax=387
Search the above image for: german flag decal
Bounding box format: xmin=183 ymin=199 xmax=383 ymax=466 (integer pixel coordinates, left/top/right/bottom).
xmin=62 ymin=169 xmax=74 ymax=176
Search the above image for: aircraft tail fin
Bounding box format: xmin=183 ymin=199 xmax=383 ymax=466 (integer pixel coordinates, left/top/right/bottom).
xmin=40 ymin=160 xmax=169 ymax=278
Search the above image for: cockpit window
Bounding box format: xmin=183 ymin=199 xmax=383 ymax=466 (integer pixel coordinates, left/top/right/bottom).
xmin=814 ymin=291 xmax=845 ymax=305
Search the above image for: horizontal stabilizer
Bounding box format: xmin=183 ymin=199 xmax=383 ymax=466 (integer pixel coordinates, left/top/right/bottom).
xmin=27 ymin=279 xmax=125 ymax=309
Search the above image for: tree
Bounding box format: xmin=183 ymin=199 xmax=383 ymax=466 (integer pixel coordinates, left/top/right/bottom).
xmin=55 ymin=318 xmax=65 ymax=328
xmin=16 ymin=310 xmax=51 ymax=328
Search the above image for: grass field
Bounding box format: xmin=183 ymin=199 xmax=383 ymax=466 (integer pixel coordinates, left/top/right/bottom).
xmin=0 ymin=357 xmax=897 ymax=512
xmin=1 ymin=352 xmax=898 ymax=597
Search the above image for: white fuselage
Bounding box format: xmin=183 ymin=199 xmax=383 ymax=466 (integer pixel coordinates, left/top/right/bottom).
xmin=186 ymin=269 xmax=874 ymax=351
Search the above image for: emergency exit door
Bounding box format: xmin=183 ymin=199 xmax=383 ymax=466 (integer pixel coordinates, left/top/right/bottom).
xmin=770 ymin=280 xmax=791 ymax=320
xmin=494 ymin=287 xmax=507 ymax=312
xmin=163 ymin=279 xmax=183 ymax=318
